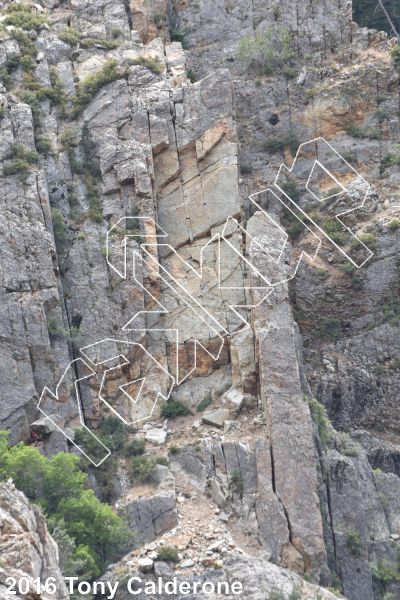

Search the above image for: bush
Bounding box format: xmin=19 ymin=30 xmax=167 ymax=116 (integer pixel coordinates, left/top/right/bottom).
xmin=166 ymin=2 xmax=189 ymax=48
xmin=158 ymin=545 xmax=180 ymax=562
xmin=194 ymin=445 xmax=201 ymax=452
xmin=324 ymin=219 xmax=342 ymax=235
xmin=318 ymin=269 xmax=328 ymax=278
xmin=375 ymin=108 xmax=388 ymax=123
xmin=341 ymin=151 xmax=355 ymax=163
xmin=0 ymin=431 xmax=129 ymax=573
xmin=339 ymin=261 xmax=356 ymax=276
xmin=77 ymin=233 xmax=86 ymax=240
xmin=346 ymin=530 xmax=362 ymax=557
xmin=229 ymin=469 xmax=244 ymax=498
xmin=35 ymin=136 xmax=52 ymax=155
xmin=239 ymin=163 xmax=252 ymax=174
xmin=124 ymin=439 xmax=145 ymax=457
xmin=47 ymin=317 xmax=65 ymax=338
xmin=283 ymin=67 xmax=296 ymax=79
xmin=130 ymin=456 xmax=155 ymax=483
xmin=161 ymin=400 xmax=193 ymax=419
xmin=263 ymin=137 xmax=285 ymax=154
xmin=390 ymin=46 xmax=400 ymax=67
xmin=281 ymin=181 xmax=301 ymax=202
xmin=130 ymin=56 xmax=164 ymax=75
xmin=2 ymin=142 xmax=39 ymax=185
xmin=346 ymin=121 xmax=380 ymax=140
xmin=58 ymin=27 xmax=119 ymax=50
xmin=187 ymin=68 xmax=197 ymax=83
xmin=51 ymin=209 xmax=68 ymax=254
xmin=351 ymin=233 xmax=376 ymax=251
xmin=389 ymin=219 xmax=400 ymax=232
xmin=71 ymin=60 xmax=128 ymax=118
xmin=111 ymin=27 xmax=125 ymax=39
xmin=169 ymin=445 xmax=179 ymax=454
xmin=197 ymin=397 xmax=212 ymax=412
xmin=305 ymin=88 xmax=317 ymax=100
xmin=318 ymin=317 xmax=342 ymax=341
xmin=263 ymin=129 xmax=299 ymax=156
xmin=2 ymin=4 xmax=50 ymax=31
xmin=238 ymin=27 xmax=294 ymax=75
xmin=306 ymin=398 xmax=331 ymax=448
xmin=376 ymin=94 xmax=387 ymax=104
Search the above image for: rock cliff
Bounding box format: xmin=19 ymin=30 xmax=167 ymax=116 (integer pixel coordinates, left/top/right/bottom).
xmin=1 ymin=0 xmax=400 ymax=598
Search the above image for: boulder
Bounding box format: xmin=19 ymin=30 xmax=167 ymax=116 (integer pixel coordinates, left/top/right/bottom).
xmin=225 ymin=388 xmax=244 ymax=412
xmin=202 ymin=408 xmax=230 ymax=428
xmin=138 ymin=558 xmax=153 ymax=572
xmin=145 ymin=429 xmax=167 ymax=445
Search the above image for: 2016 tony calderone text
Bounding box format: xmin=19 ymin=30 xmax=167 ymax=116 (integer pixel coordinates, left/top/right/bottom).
xmin=5 ymin=576 xmax=244 ymax=598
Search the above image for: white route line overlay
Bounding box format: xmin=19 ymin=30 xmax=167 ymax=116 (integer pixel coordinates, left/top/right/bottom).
xmin=38 ymin=137 xmax=374 ymax=465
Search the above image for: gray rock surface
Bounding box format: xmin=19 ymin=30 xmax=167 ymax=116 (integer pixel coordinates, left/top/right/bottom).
xmin=0 ymin=480 xmax=68 ymax=599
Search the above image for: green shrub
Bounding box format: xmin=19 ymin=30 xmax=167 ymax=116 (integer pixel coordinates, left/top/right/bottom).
xmin=263 ymin=129 xmax=299 ymax=156
xmin=130 ymin=456 xmax=155 ymax=483
xmin=346 ymin=121 xmax=380 ymax=140
xmin=283 ymin=66 xmax=296 ymax=79
xmin=375 ymin=108 xmax=388 ymax=123
xmin=194 ymin=445 xmax=201 ymax=452
xmin=390 ymin=46 xmax=400 ymax=67
xmin=47 ymin=317 xmax=66 ymax=338
xmin=154 ymin=456 xmax=170 ymax=467
xmin=197 ymin=397 xmax=212 ymax=412
xmin=341 ymin=151 xmax=355 ymax=163
xmin=330 ymin=232 xmax=346 ymax=245
xmin=166 ymin=2 xmax=189 ymax=48
xmin=318 ymin=317 xmax=342 ymax=341
xmin=111 ymin=27 xmax=125 ymax=39
xmin=2 ymin=142 xmax=40 ymax=185
xmin=71 ymin=60 xmax=128 ymax=118
xmin=351 ymin=233 xmax=376 ymax=251
xmin=287 ymin=220 xmax=304 ymax=240
xmin=389 ymin=219 xmax=400 ymax=232
xmin=2 ymin=4 xmax=50 ymax=31
xmin=187 ymin=68 xmax=197 ymax=83
xmin=281 ymin=181 xmax=301 ymax=202
xmin=0 ymin=431 xmax=130 ymax=573
xmin=59 ymin=27 xmax=119 ymax=49
xmin=35 ymin=136 xmax=52 ymax=155
xmin=51 ymin=208 xmax=68 ymax=254
xmin=306 ymin=398 xmax=331 ymax=448
xmin=130 ymin=55 xmax=164 ymax=75
xmin=77 ymin=233 xmax=86 ymax=240
xmin=324 ymin=220 xmax=346 ymax=244
xmin=238 ymin=27 xmax=294 ymax=75
xmin=124 ymin=439 xmax=145 ymax=457
xmin=346 ymin=530 xmax=362 ymax=557
xmin=339 ymin=261 xmax=356 ymax=276
xmin=263 ymin=137 xmax=285 ymax=154
xmin=305 ymin=88 xmax=317 ymax=100
xmin=229 ymin=469 xmax=244 ymax=498
xmin=69 ymin=326 xmax=86 ymax=349
xmin=376 ymin=94 xmax=387 ymax=104
xmin=169 ymin=445 xmax=179 ymax=454
xmin=239 ymin=163 xmax=252 ymax=174
xmin=1 ymin=53 xmax=21 ymax=89
xmin=303 ymin=573 xmax=312 ymax=582
xmin=161 ymin=400 xmax=193 ymax=419
xmin=158 ymin=545 xmax=180 ymax=562
xmin=318 ymin=269 xmax=328 ymax=278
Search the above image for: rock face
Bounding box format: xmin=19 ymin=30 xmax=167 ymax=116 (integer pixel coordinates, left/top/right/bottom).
xmin=2 ymin=0 xmax=400 ymax=596
xmin=0 ymin=480 xmax=68 ymax=600
xmin=95 ymin=555 xmax=339 ymax=600
xmin=116 ymin=465 xmax=178 ymax=549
